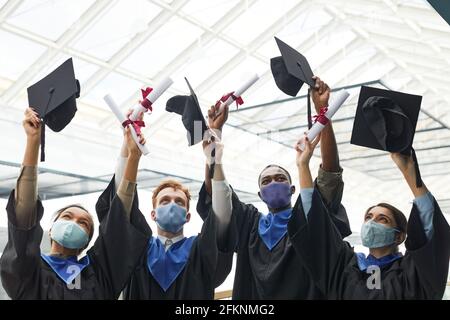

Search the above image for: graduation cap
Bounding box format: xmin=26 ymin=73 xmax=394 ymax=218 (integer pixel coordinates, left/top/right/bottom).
xmin=166 ymin=77 xmax=208 ymax=146
xmin=351 ymin=86 xmax=423 ymax=186
xmin=27 ymin=58 xmax=80 ymax=161
xmin=271 ymin=37 xmax=316 ymax=128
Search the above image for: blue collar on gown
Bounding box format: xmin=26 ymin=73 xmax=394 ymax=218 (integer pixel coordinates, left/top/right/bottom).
xmin=147 ymin=236 xmax=197 ymax=292
xmin=356 ymin=252 xmax=403 ymax=271
xmin=41 ymin=254 xmax=90 ymax=285
xmin=258 ymin=207 xmax=292 ymax=251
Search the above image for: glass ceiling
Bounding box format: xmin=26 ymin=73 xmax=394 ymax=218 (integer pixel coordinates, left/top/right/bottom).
xmin=1 ymin=0 xmax=450 ymax=227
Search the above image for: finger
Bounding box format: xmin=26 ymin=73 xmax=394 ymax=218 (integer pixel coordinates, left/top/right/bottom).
xmin=314 ymin=77 xmax=320 ymax=89
xmin=319 ymin=80 xmax=324 ymax=95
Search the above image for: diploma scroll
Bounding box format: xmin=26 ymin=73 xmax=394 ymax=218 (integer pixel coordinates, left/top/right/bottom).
xmin=298 ymin=89 xmax=350 ymax=151
xmin=104 ymin=94 xmax=150 ymax=155
xmin=130 ymin=76 xmax=174 ymax=120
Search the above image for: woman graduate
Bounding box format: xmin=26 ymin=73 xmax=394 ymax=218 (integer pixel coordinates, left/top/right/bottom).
xmin=197 ymin=77 xmax=352 ymax=299
xmin=289 ymin=88 xmax=450 ymax=299
xmin=0 ymin=107 xmax=149 ymax=299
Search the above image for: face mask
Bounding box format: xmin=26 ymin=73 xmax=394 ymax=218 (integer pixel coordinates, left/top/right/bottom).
xmin=51 ymin=219 xmax=89 ymax=250
xmin=361 ymin=220 xmax=399 ymax=249
xmin=260 ymin=182 xmax=292 ymax=210
xmin=155 ymin=202 xmax=187 ymax=233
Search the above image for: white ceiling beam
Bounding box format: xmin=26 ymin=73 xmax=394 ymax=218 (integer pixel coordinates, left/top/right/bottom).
xmin=1 ymin=0 xmax=113 ymax=104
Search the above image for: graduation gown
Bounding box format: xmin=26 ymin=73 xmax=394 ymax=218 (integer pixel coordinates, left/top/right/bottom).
xmin=123 ymin=204 xmax=233 ymax=300
xmin=288 ymin=188 xmax=450 ymax=299
xmin=196 ymin=182 xmax=351 ymax=300
xmin=0 ymin=178 xmax=149 ymax=300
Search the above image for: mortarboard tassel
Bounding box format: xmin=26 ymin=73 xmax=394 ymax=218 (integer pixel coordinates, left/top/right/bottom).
xmin=411 ymin=148 xmax=423 ymax=188
xmin=40 ymin=87 xmax=55 ymax=162
xmin=307 ymin=88 xmax=312 ymax=130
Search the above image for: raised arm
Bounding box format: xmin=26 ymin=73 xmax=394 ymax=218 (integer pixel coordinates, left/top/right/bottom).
xmin=116 ymin=126 xmax=145 ymax=220
xmin=295 ymin=133 xmax=321 ymax=217
xmin=311 ymin=76 xmax=339 ymax=172
xmin=391 ymin=152 xmax=432 ymax=239
xmin=15 ymin=108 xmax=41 ymax=229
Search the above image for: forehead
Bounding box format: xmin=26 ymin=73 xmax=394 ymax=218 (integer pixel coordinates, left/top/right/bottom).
xmin=367 ymin=206 xmax=394 ymax=219
xmin=260 ymin=167 xmax=289 ymax=181
xmin=62 ymin=207 xmax=92 ymax=221
xmin=156 ymin=187 xmax=187 ymax=202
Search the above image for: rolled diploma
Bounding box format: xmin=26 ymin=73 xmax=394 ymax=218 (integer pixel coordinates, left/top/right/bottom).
xmin=298 ymin=89 xmax=350 ymax=151
xmin=218 ymin=73 xmax=260 ymax=113
xmin=104 ymin=94 xmax=149 ymax=155
xmin=130 ymin=76 xmax=174 ymax=120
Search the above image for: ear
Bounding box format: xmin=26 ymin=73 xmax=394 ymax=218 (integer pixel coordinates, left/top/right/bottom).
xmin=290 ymin=185 xmax=296 ymax=194
xmin=258 ymin=191 xmax=263 ymax=201
xmin=151 ymin=210 xmax=156 ymax=221
xmin=395 ymin=231 xmax=406 ymax=245
xmin=185 ymin=212 xmax=191 ymax=223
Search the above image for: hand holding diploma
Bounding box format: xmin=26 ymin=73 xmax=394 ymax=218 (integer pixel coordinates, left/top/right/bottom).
xmin=104 ymin=94 xmax=150 ymax=155
xmin=296 ymin=89 xmax=350 ymax=151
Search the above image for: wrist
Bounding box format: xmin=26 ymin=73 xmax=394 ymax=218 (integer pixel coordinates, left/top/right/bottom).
xmin=128 ymin=152 xmax=141 ymax=161
xmin=26 ymin=135 xmax=41 ymax=146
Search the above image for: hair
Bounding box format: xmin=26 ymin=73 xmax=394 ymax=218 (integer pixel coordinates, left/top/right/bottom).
xmin=152 ymin=179 xmax=191 ymax=210
xmin=365 ymin=202 xmax=407 ymax=233
xmin=258 ymin=164 xmax=292 ymax=186
xmin=52 ymin=204 xmax=95 ymax=244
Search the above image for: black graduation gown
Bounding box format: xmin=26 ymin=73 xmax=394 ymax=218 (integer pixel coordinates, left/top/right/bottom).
xmin=0 ymin=178 xmax=149 ymax=300
xmin=123 ymin=204 xmax=233 ymax=300
xmin=288 ymin=188 xmax=450 ymax=299
xmin=196 ymin=182 xmax=351 ymax=300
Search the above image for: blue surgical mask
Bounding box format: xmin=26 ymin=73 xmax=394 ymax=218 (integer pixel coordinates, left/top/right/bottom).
xmin=361 ymin=220 xmax=399 ymax=249
xmin=260 ymin=182 xmax=293 ymax=210
xmin=51 ymin=219 xmax=89 ymax=250
xmin=155 ymin=202 xmax=187 ymax=234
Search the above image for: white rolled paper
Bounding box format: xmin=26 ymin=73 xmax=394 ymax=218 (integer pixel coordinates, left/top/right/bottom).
xmin=104 ymin=94 xmax=149 ymax=155
xmin=130 ymin=76 xmax=174 ymax=120
xmin=218 ymin=73 xmax=260 ymax=113
xmin=298 ymin=89 xmax=350 ymax=151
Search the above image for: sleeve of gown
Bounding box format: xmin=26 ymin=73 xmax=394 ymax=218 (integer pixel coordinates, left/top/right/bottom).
xmin=0 ymin=189 xmax=44 ymax=299
xmin=288 ymin=187 xmax=355 ymax=297
xmin=315 ymin=166 xmax=352 ymax=238
xmin=197 ymin=182 xmax=259 ymax=253
xmin=89 ymin=177 xmax=151 ymax=298
xmin=403 ymin=199 xmax=450 ymax=299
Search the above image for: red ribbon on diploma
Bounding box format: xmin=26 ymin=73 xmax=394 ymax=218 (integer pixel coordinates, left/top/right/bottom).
xmin=140 ymin=87 xmax=153 ymax=112
xmin=215 ymin=91 xmax=244 ymax=109
xmin=122 ymin=119 xmax=146 ymax=135
xmin=312 ymin=106 xmax=329 ymax=126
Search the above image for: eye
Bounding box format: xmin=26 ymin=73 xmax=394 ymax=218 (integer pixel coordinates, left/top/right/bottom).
xmin=276 ymin=176 xmax=286 ymax=182
xmin=60 ymin=214 xmax=71 ymax=220
xmin=176 ymin=200 xmax=184 ymax=206
xmin=379 ymin=217 xmax=388 ymax=224
xmin=160 ymin=199 xmax=170 ymax=205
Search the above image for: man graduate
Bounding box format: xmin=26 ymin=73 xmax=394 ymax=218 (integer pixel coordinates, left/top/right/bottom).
xmin=115 ymin=93 xmax=232 ymax=300
xmin=197 ymin=75 xmax=351 ymax=299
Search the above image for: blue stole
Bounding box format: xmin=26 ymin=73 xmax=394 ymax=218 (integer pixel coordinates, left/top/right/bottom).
xmin=258 ymin=208 xmax=292 ymax=251
xmin=147 ymin=236 xmax=196 ymax=292
xmin=356 ymin=252 xmax=403 ymax=271
xmin=41 ymin=254 xmax=90 ymax=285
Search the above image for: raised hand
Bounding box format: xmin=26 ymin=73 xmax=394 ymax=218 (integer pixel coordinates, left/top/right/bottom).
xmin=311 ymin=76 xmax=330 ymax=112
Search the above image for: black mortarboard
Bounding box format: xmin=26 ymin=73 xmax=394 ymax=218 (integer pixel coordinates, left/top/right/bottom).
xmin=166 ymin=77 xmax=208 ymax=146
xmin=351 ymin=86 xmax=423 ymax=186
xmin=271 ymin=37 xmax=315 ymax=97
xmin=27 ymin=58 xmax=80 ymax=161
xmin=271 ymin=37 xmax=316 ymax=129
